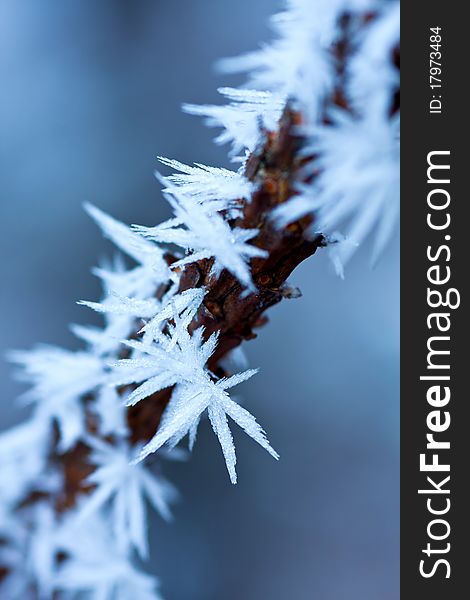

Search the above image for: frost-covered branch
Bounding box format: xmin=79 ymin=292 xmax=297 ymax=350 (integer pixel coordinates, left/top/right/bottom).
xmin=1 ymin=1 xmax=399 ymax=597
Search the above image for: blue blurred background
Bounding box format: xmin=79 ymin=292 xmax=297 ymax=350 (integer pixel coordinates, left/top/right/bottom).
xmin=0 ymin=1 xmax=399 ymax=599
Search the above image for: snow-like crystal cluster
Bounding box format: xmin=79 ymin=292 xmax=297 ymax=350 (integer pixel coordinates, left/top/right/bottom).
xmin=1 ymin=1 xmax=399 ymax=597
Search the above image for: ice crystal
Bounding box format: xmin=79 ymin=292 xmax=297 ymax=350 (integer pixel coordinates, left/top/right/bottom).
xmin=9 ymin=345 xmax=105 ymax=451
xmin=219 ymin=0 xmax=353 ymax=123
xmin=80 ymin=286 xmax=204 ymax=345
xmin=276 ymin=106 xmax=399 ymax=266
xmin=217 ymin=0 xmax=400 ymax=268
xmin=309 ymin=110 xmax=399 ymax=264
xmin=183 ymin=87 xmax=285 ymax=157
xmin=85 ymin=203 xmax=172 ymax=298
xmin=55 ymin=514 xmax=163 ymax=600
xmin=157 ymin=156 xmax=252 ymax=215
xmin=111 ymin=310 xmax=278 ymax=483
xmin=133 ymin=191 xmax=266 ymax=289
xmin=77 ymin=436 xmax=177 ymax=558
